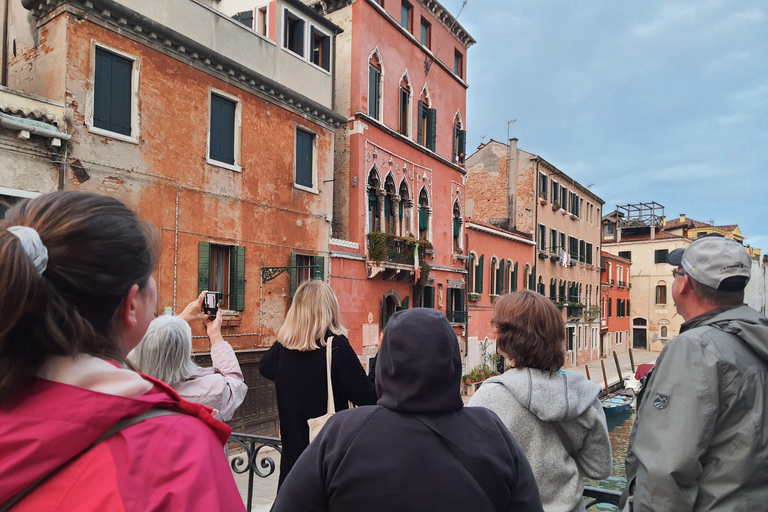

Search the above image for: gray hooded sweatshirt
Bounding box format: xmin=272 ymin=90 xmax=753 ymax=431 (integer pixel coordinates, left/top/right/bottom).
xmin=469 ymin=368 xmax=612 ymax=512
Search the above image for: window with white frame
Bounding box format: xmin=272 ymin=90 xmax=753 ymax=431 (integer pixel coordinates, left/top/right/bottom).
xmin=208 ymin=90 xmax=241 ymax=170
xmin=284 ymin=9 xmax=305 ymax=57
xmin=92 ymin=45 xmax=138 ymax=141
xmin=369 ymin=53 xmax=382 ymax=120
xmin=311 ymin=27 xmax=331 ymax=71
xmin=295 ymin=127 xmax=316 ymax=190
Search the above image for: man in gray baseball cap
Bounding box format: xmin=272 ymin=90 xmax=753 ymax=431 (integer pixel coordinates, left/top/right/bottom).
xmin=620 ymin=235 xmax=768 ymax=512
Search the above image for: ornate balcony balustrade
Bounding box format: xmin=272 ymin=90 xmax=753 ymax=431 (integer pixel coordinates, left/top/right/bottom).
xmin=228 ymin=433 xmax=282 ymax=511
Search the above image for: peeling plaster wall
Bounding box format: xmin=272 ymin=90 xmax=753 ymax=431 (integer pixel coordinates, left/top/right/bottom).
xmin=9 ymin=8 xmax=336 ymax=350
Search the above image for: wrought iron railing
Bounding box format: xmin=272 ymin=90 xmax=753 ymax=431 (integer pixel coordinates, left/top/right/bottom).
xmin=584 ymin=486 xmax=622 ymax=509
xmin=448 ymin=310 xmax=467 ymax=323
xmin=227 ymin=434 xmax=624 ymax=510
xmin=229 ymin=433 xmax=282 ymax=512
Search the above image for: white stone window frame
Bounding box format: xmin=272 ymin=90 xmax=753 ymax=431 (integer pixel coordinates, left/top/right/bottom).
xmin=282 ymin=6 xmax=308 ymax=62
xmin=86 ymin=41 xmax=141 ymax=145
xmin=205 ymin=87 xmax=243 ymax=173
xmin=368 ymin=48 xmax=385 ymax=123
xmin=308 ymin=24 xmax=333 ymax=76
xmin=293 ymin=122 xmax=319 ymax=194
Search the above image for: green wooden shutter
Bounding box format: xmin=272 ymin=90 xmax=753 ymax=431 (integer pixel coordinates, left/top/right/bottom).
xmin=399 ymin=200 xmax=404 ymax=219
xmin=230 ymin=245 xmax=246 ymax=311
xmin=512 ymin=262 xmax=518 ymax=292
xmin=446 ymin=288 xmax=453 ymax=320
xmin=368 ymin=66 xmax=380 ymax=119
xmin=94 ymin=48 xmax=132 ymax=136
xmin=497 ymin=260 xmax=505 ymax=294
xmin=397 ymin=297 xmax=409 ymax=311
xmin=458 ymin=130 xmax=466 ymax=158
xmin=313 ymin=255 xmax=325 ymax=281
xmin=419 ymin=205 xmax=427 ymax=231
xmin=478 ymin=254 xmax=484 ymax=294
xmin=210 ymin=94 xmax=236 ymax=165
xmin=380 ymin=296 xmax=387 ymax=328
xmin=417 ymin=100 xmax=425 ymax=145
xmin=289 ymin=252 xmax=297 ymax=303
xmin=468 ymin=256 xmax=473 ymax=294
xmin=455 ymin=290 xmax=465 ymax=322
xmin=424 ymin=286 xmax=435 ymax=308
xmin=198 ymin=241 xmax=211 ymax=295
xmin=453 ymin=217 xmax=459 ymax=238
xmin=426 ymin=108 xmax=437 ymax=151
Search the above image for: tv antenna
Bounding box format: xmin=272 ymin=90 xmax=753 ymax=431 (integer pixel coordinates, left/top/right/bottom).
xmin=507 ymin=119 xmax=517 ymax=141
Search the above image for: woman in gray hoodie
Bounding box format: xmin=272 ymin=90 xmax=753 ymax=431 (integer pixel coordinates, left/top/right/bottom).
xmin=469 ymin=290 xmax=612 ymax=512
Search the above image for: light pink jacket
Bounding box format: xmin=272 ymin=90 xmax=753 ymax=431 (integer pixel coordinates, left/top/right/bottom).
xmin=174 ymin=342 xmax=248 ymax=421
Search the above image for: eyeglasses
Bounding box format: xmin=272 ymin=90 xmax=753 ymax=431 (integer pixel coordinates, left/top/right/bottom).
xmin=672 ymin=269 xmax=686 ymax=278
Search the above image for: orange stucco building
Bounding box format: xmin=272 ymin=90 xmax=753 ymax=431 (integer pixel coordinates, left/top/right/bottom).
xmin=8 ymin=0 xmax=346 ymax=434
xmin=310 ymin=0 xmax=475 ymax=366
xmin=600 ymin=251 xmax=631 ymax=357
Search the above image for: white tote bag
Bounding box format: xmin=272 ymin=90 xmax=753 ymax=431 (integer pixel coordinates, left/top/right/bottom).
xmin=307 ymin=336 xmax=335 ymax=443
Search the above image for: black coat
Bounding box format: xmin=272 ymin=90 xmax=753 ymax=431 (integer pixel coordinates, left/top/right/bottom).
xmin=259 ymin=332 xmax=377 ymax=488
xmin=272 ymin=309 xmax=543 ymax=512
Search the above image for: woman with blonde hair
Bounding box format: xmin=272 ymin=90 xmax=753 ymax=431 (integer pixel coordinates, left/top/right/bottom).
xmin=259 ymin=279 xmax=377 ymax=488
xmin=469 ymin=290 xmax=612 ymax=512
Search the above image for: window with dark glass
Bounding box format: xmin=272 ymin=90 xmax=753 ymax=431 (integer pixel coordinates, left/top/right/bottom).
xmin=539 ymin=173 xmax=548 ymax=200
xmin=369 ymin=57 xmax=381 ymax=120
xmin=586 ymin=243 xmax=593 ymax=264
xmin=311 ymin=28 xmax=330 ymax=71
xmin=550 ymin=229 xmax=558 ymax=254
xmin=655 ymin=249 xmax=669 ymax=264
xmin=418 ymin=188 xmax=429 ymax=240
xmin=454 ymin=50 xmax=463 ymax=79
xmin=295 ymin=128 xmax=314 ymax=188
xmin=399 ymin=79 xmax=410 ymax=136
xmin=656 ymin=283 xmax=667 ymax=304
xmin=538 ymin=224 xmax=546 ymax=251
xmin=418 ymin=100 xmax=436 ymax=150
xmin=401 ymin=1 xmax=413 ymax=32
xmin=290 ymin=252 xmax=325 ymax=302
xmin=452 ymin=117 xmax=466 ymax=163
xmin=420 ymin=17 xmax=431 ymax=48
xmin=284 ymin=10 xmax=305 ymax=57
xmin=209 ymin=94 xmax=236 ymax=165
xmin=618 ymin=250 xmax=632 ymax=260
xmin=94 ymin=47 xmax=133 ymax=136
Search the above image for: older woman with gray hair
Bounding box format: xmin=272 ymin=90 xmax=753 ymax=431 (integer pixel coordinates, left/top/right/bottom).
xmin=129 ymin=295 xmax=248 ymax=421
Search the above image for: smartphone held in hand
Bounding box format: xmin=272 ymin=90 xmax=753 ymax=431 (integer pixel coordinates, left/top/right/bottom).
xmin=203 ymin=291 xmax=223 ymax=316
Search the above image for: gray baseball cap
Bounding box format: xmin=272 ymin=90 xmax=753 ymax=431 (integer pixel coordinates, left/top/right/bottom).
xmin=668 ymin=235 xmax=751 ymax=291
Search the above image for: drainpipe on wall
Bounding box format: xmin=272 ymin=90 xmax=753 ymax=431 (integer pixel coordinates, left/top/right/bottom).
xmin=2 ymin=0 xmax=8 ymax=86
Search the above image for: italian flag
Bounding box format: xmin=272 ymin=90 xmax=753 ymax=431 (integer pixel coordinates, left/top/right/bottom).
xmin=414 ymin=243 xmax=420 ymax=282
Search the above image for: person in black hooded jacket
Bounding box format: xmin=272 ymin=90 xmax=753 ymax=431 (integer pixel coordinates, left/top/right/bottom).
xmin=271 ymin=308 xmax=543 ymax=512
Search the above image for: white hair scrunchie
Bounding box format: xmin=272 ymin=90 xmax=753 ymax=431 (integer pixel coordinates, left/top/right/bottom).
xmin=7 ymin=226 xmax=49 ymax=275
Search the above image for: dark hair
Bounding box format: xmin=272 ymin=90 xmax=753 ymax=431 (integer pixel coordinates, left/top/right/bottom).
xmin=0 ymin=191 xmax=157 ymax=400
xmin=689 ymin=277 xmax=745 ymax=306
xmin=493 ymin=290 xmax=565 ymax=371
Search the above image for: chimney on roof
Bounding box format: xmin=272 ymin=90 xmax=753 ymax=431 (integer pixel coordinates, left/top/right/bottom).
xmin=679 ymin=214 xmax=686 ymax=222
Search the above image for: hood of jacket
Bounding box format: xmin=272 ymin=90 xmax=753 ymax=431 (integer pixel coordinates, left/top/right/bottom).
xmin=484 ymin=367 xmax=601 ymax=422
xmin=0 ymin=374 xmax=230 ymax=504
xmin=699 ymin=304 xmax=768 ymax=363
xmin=376 ymin=309 xmax=464 ymax=413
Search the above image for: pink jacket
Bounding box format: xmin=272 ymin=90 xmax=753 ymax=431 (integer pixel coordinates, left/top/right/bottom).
xmin=174 ymin=341 xmax=248 ymax=421
xmin=0 ymin=362 xmax=245 ymax=511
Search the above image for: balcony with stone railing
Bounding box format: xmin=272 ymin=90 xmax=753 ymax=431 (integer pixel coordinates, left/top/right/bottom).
xmin=366 ymin=232 xmax=432 ymax=279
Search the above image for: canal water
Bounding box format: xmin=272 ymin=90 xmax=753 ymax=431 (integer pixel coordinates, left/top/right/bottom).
xmin=583 ymin=407 xmax=635 ymax=510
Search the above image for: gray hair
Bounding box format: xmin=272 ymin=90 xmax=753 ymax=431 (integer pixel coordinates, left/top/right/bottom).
xmin=128 ymin=313 xmax=198 ymax=385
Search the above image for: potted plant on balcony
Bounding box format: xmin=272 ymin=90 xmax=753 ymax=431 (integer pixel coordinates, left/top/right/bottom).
xmin=468 ymin=292 xmax=481 ymax=301
xmin=551 ymin=200 xmax=560 ymax=211
xmin=366 ymin=231 xmax=389 ymax=265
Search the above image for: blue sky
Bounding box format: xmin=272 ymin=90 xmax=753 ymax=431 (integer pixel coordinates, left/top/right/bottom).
xmin=440 ymin=0 xmax=767 ymax=252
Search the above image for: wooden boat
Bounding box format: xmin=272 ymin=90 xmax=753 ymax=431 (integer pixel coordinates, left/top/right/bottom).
xmin=601 ymin=392 xmax=634 ymax=415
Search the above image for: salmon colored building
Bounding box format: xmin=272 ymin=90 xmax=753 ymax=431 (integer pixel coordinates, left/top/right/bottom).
xmin=8 ymin=0 xmax=346 ymax=435
xmin=311 ymin=0 xmax=475 ymax=365
xmin=600 ymin=251 xmax=631 ymax=357
xmin=464 ymin=220 xmax=534 ymax=372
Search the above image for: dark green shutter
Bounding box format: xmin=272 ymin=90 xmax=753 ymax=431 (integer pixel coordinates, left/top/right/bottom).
xmin=94 ymin=48 xmax=132 ymax=136
xmin=417 ymin=100 xmax=425 ymax=145
xmin=426 ymin=108 xmax=437 ymax=151
xmin=453 ymin=217 xmax=459 ymax=238
xmin=497 ymin=260 xmax=505 ymax=294
xmin=419 ymin=206 xmax=427 ymax=231
xmin=458 ymin=130 xmax=466 ymax=157
xmin=296 ymin=129 xmax=314 ymax=187
xmin=512 ymin=262 xmax=518 ymax=292
xmin=289 ymin=252 xmax=297 ymax=303
xmin=424 ymin=286 xmax=435 ymax=308
xmin=468 ymin=256 xmax=473 ymax=293
xmin=380 ymin=297 xmax=387 ymax=328
xmin=446 ymin=288 xmax=453 ymax=320
xmin=210 ymin=94 xmax=236 ymax=165
xmin=230 ymin=245 xmax=246 ymax=311
xmin=198 ymin=241 xmax=211 ymax=294
xmin=313 ymin=255 xmax=325 ymax=281
xmin=478 ymin=255 xmax=484 ymax=294
xmin=455 ymin=290 xmax=465 ymax=322
xmin=399 ymin=200 xmax=404 ymax=219
xmin=368 ymin=66 xmax=379 ymax=119
xmin=397 ymin=297 xmax=409 ymax=311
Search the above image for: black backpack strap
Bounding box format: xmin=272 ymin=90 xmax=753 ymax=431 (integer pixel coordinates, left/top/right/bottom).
xmin=414 ymin=413 xmax=505 ymax=512
xmin=1 ymin=409 xmax=182 ymax=512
